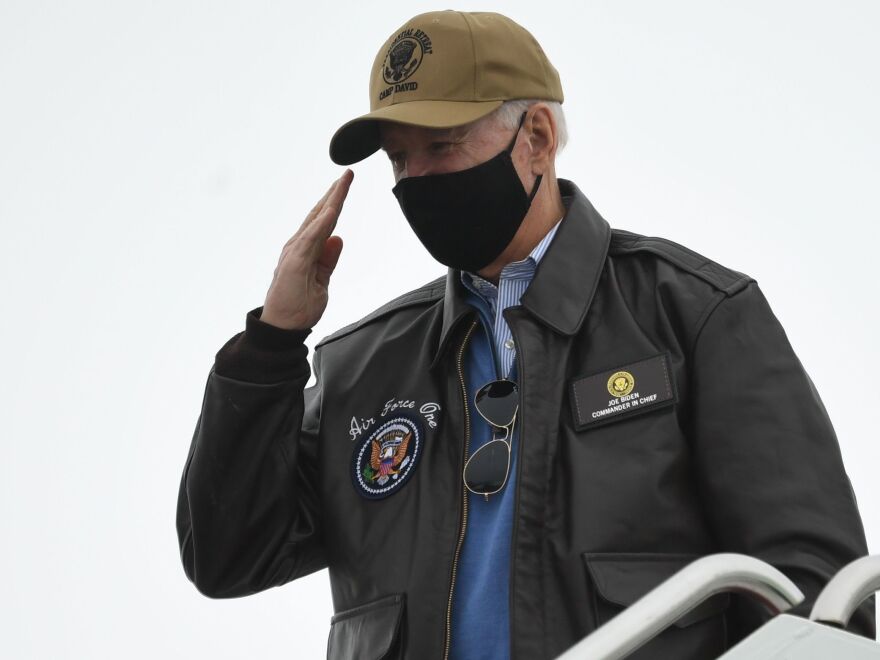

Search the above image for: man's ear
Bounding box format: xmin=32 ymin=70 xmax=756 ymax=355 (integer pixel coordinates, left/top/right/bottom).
xmin=526 ymin=103 xmax=558 ymax=175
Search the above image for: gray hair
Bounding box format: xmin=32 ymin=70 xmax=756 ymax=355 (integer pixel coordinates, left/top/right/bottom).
xmin=488 ymin=99 xmax=568 ymax=153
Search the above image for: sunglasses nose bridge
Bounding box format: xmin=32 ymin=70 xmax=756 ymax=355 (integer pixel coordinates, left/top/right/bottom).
xmin=492 ymin=411 xmax=517 ymax=442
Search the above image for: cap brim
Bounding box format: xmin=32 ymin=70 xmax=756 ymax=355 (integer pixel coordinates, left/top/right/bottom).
xmin=328 ymin=99 xmax=505 ymax=166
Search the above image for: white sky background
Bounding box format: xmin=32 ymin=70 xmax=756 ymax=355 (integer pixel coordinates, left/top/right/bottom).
xmin=1 ymin=0 xmax=878 ymax=657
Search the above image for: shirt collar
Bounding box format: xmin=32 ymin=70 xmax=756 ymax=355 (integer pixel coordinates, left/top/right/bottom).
xmin=430 ymin=179 xmax=613 ymax=371
xmin=461 ymin=216 xmax=564 ymax=298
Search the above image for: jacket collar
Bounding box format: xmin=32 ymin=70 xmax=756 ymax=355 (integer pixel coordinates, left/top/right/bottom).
xmin=430 ymin=179 xmax=612 ymax=370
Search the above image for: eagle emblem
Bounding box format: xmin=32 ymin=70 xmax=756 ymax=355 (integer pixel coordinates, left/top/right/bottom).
xmin=383 ymin=39 xmax=420 ymax=83
xmin=352 ymin=417 xmax=423 ymax=499
xmin=367 ymin=430 xmax=412 ymax=485
xmin=607 ymin=370 xmax=635 ymax=397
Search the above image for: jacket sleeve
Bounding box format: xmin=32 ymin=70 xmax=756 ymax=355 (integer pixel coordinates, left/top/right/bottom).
xmin=176 ymin=305 xmax=327 ymax=598
xmin=688 ymin=281 xmax=875 ymax=641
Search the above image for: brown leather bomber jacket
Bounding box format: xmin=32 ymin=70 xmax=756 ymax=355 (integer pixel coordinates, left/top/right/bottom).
xmin=177 ymin=179 xmax=875 ymax=659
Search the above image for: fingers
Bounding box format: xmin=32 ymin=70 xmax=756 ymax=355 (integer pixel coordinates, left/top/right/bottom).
xmin=285 ymin=169 xmax=353 ymax=249
xmin=308 ymin=179 xmax=340 ymax=218
xmin=315 ymin=235 xmax=344 ymax=288
xmin=311 ymin=169 xmax=353 ymax=226
xmin=285 ymin=183 xmax=335 ymax=248
xmin=323 ymin=169 xmax=354 ymax=214
xmin=314 ymin=169 xmax=353 ymax=235
xmin=301 ymin=170 xmax=353 ymax=252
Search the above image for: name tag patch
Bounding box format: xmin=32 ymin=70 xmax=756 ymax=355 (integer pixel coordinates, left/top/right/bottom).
xmin=570 ymin=352 xmax=676 ymax=430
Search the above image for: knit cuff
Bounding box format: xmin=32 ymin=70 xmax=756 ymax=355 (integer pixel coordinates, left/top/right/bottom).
xmin=213 ymin=305 xmax=313 ymax=384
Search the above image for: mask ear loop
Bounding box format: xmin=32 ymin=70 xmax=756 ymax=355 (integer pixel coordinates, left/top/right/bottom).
xmin=506 ymin=110 xmax=543 ymax=203
xmin=528 ymin=173 xmax=543 ymax=202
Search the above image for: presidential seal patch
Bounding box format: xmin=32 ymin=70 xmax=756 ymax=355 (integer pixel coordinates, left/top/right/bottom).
xmin=382 ymin=28 xmax=432 ymax=84
xmin=352 ymin=415 xmax=423 ymax=500
xmin=607 ymin=371 xmax=635 ymax=397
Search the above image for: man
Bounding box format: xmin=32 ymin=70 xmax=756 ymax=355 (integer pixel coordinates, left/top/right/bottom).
xmin=176 ymin=10 xmax=874 ymax=659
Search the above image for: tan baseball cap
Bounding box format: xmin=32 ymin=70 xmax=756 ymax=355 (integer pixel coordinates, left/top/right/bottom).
xmin=328 ymin=10 xmax=564 ymax=165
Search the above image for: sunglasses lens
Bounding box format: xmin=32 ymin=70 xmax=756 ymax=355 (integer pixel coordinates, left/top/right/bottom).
xmin=464 ymin=439 xmax=511 ymax=494
xmin=475 ymin=380 xmax=518 ymax=427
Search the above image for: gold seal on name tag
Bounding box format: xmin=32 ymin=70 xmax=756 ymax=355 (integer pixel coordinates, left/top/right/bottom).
xmin=607 ymin=371 xmax=635 ymax=397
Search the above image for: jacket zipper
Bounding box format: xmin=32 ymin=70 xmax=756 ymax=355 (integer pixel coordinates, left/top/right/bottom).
xmin=505 ymin=312 xmax=525 ymax=660
xmin=443 ymin=317 xmax=479 ymax=660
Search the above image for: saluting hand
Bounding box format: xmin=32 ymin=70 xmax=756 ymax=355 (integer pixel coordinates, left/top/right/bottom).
xmin=260 ymin=169 xmax=354 ymax=330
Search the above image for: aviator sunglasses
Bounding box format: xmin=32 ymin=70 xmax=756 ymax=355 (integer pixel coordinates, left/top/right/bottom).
xmin=463 ymin=379 xmax=519 ymax=500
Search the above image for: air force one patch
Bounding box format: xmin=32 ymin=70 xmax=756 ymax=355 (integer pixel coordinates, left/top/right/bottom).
xmin=570 ymin=352 xmax=677 ymax=430
xmin=352 ymin=416 xmax=423 ymax=500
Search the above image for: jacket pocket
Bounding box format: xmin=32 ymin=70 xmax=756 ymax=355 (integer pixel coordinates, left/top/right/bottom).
xmin=327 ymin=593 xmax=406 ymax=660
xmin=583 ymin=552 xmax=729 ymax=659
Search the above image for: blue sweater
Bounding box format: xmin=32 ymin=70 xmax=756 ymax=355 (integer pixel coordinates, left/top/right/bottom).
xmin=449 ymin=219 xmax=562 ymax=660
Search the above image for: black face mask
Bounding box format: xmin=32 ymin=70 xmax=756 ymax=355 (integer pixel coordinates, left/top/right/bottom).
xmin=391 ymin=112 xmax=542 ymax=273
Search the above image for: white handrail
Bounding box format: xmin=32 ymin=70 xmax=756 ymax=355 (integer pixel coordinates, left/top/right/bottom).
xmin=810 ymin=555 xmax=880 ymax=627
xmin=555 ymin=553 xmax=804 ymax=660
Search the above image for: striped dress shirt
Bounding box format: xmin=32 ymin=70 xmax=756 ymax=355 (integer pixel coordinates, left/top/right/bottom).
xmin=461 ymin=216 xmax=564 ymax=378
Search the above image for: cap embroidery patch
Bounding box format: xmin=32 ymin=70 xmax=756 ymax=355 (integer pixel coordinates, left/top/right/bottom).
xmin=382 ymin=28 xmax=433 ymax=84
xmin=352 ymin=415 xmax=423 ymax=500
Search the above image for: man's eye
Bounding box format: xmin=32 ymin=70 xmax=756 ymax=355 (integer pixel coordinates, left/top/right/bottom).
xmin=429 ymin=142 xmax=454 ymax=153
